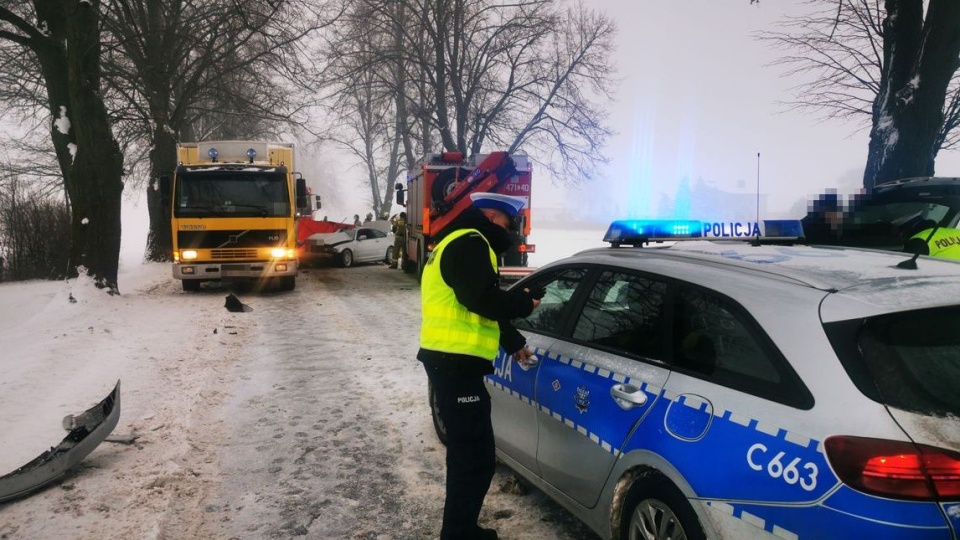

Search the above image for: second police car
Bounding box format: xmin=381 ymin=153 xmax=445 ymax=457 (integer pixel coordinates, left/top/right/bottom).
xmin=454 ymin=218 xmax=960 ymax=540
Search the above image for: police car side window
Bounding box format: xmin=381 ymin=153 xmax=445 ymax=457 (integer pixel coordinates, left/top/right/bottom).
xmin=572 ymin=271 xmax=666 ymax=361
xmin=674 ymin=287 xmax=813 ymax=408
xmin=512 ymin=268 xmax=587 ymax=335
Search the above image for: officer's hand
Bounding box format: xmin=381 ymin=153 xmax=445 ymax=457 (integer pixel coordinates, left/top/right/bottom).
xmin=526 ymin=286 xmax=546 ymax=299
xmin=513 ymin=347 xmax=537 ymax=367
xmin=524 ymin=287 xmax=544 ymax=309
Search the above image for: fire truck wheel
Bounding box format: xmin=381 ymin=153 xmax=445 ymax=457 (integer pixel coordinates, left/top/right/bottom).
xmin=339 ymin=249 xmax=354 ymax=268
xmin=416 ymin=241 xmax=425 ymax=282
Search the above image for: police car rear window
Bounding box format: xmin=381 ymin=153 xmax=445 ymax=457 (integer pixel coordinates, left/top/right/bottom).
xmin=826 ymin=306 xmax=960 ymax=417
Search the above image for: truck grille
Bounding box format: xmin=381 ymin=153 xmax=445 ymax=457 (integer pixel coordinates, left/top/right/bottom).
xmin=212 ymin=248 xmax=257 ymax=259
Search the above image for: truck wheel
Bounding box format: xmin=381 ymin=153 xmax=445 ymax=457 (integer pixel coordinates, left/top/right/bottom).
xmin=428 ymin=380 xmax=448 ymax=446
xmin=278 ymin=276 xmax=295 ymax=291
xmin=182 ymin=280 xmax=201 ymax=292
xmin=384 ymin=246 xmax=394 ymax=265
xmin=620 ymin=473 xmax=705 ymax=540
xmin=340 ymin=249 xmax=354 ymax=268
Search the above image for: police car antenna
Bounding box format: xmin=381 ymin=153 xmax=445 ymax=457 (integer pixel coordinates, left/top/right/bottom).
xmin=751 ymin=152 xmax=761 ymax=246
xmin=755 ymin=152 xmax=760 ymax=227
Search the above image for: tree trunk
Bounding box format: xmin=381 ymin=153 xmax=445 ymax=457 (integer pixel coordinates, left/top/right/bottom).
xmin=27 ymin=0 xmax=124 ymax=291
xmin=863 ymin=0 xmax=960 ymax=188
xmin=65 ymin=0 xmax=125 ymax=292
xmin=146 ymin=124 xmax=177 ymax=261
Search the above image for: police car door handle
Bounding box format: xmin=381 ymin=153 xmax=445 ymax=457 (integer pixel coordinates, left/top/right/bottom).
xmin=517 ymin=354 xmax=539 ymax=371
xmin=610 ymin=384 xmax=647 ymax=410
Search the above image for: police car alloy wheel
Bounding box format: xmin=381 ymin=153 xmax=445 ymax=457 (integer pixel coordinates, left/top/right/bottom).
xmin=622 ymin=474 xmax=705 ymax=540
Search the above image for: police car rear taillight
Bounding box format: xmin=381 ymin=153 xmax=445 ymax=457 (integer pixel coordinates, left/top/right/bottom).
xmin=825 ymin=435 xmax=960 ymax=501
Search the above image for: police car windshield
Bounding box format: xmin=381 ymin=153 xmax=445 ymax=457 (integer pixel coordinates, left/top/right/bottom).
xmin=826 ymin=306 xmax=960 ymax=417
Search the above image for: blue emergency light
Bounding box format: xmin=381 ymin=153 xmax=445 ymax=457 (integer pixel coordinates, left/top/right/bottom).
xmin=207 ymin=147 xmax=219 ymax=161
xmin=604 ymin=220 xmax=703 ymax=246
xmin=246 ymin=148 xmax=257 ymax=162
xmin=604 ymin=219 xmax=805 ymax=246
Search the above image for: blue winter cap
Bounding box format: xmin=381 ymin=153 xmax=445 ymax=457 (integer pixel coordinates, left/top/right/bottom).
xmin=469 ymin=192 xmax=527 ymax=218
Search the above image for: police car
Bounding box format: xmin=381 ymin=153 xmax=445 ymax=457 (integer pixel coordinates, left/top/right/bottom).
xmin=480 ymin=219 xmax=960 ymax=540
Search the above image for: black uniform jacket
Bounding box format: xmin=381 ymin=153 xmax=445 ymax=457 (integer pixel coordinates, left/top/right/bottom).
xmin=418 ymin=207 xmax=537 ymax=376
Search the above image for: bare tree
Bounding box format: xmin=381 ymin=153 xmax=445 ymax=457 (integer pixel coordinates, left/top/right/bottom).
xmin=323 ymin=1 xmax=407 ymax=217
xmin=0 ymin=1 xmax=125 ymax=292
xmin=322 ymin=0 xmax=616 ymax=188
xmin=758 ymin=0 xmax=960 ymax=188
xmin=100 ymin=0 xmax=337 ymax=262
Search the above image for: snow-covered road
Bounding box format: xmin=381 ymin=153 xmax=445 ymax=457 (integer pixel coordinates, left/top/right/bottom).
xmin=0 ymin=261 xmax=598 ymax=539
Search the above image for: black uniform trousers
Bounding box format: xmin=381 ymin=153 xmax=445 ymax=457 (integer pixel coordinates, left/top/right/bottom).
xmin=423 ymin=362 xmax=496 ymax=540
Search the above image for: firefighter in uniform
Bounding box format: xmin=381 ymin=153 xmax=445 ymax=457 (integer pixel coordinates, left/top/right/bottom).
xmin=418 ymin=192 xmax=540 ymax=540
xmin=389 ymin=211 xmax=407 ymax=269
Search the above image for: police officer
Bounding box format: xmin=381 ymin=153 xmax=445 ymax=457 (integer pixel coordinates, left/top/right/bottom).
xmin=418 ymin=192 xmax=540 ymax=540
xmin=905 ymin=225 xmax=960 ymax=260
xmin=389 ymin=211 xmax=407 ymax=269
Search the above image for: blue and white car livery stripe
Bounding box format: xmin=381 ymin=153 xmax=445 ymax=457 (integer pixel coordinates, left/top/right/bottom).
xmin=487 ymin=349 xmax=955 ymax=540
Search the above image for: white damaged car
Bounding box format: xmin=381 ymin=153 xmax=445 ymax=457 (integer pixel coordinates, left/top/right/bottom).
xmin=305 ymin=220 xmax=395 ymax=268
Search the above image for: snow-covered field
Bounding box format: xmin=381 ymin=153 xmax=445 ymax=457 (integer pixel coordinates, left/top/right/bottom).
xmin=0 ymin=222 xmax=606 ymax=539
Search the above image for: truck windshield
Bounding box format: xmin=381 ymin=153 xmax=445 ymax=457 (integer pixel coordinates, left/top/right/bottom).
xmin=826 ymin=306 xmax=960 ymax=417
xmin=174 ymin=169 xmax=290 ymax=218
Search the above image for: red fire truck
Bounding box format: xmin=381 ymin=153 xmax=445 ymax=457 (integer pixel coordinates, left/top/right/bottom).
xmin=396 ymin=151 xmax=535 ymax=281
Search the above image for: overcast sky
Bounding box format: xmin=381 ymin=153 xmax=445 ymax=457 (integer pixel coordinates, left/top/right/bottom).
xmin=312 ymin=1 xmax=960 ymax=224
xmin=537 ymin=0 xmax=960 ymax=221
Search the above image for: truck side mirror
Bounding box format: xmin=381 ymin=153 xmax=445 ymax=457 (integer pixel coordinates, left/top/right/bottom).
xmin=395 ymin=182 xmax=405 ymax=206
xmin=295 ymin=178 xmax=308 ymax=214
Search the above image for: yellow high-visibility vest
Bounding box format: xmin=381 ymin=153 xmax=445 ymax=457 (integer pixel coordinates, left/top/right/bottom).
xmin=910 ymin=228 xmax=960 ymax=260
xmin=420 ymin=228 xmax=500 ymax=360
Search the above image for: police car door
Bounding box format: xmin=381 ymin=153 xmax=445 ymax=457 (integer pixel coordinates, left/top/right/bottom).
xmin=534 ymin=269 xmax=670 ymax=508
xmin=633 ymin=284 xmax=822 ymax=531
xmin=488 ymin=267 xmax=588 ymax=476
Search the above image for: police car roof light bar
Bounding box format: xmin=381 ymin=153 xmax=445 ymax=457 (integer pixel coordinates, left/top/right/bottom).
xmin=604 ymin=219 xmax=806 ymax=247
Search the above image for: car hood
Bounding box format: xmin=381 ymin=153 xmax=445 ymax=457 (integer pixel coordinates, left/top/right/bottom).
xmin=307 ymin=231 xmax=352 ymax=247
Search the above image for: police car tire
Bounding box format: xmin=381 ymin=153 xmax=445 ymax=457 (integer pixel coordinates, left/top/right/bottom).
xmin=428 ymin=380 xmax=448 ymax=446
xmin=620 ymin=474 xmax=705 ymax=540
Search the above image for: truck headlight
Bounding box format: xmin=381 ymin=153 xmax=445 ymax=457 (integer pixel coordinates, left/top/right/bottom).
xmin=181 ymin=250 xmax=198 ymax=260
xmin=271 ymin=248 xmax=294 ymax=259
